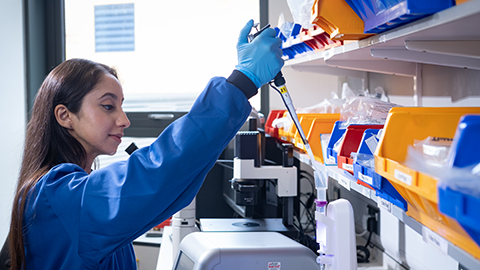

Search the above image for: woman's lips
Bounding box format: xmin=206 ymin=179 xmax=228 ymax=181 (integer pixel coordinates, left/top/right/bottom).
xmin=109 ymin=134 xmax=123 ymax=143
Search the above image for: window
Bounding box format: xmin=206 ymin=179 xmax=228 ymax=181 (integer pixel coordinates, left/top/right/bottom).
xmin=95 ymin=3 xmax=135 ymax=52
xmin=65 ymin=0 xmax=260 ymax=112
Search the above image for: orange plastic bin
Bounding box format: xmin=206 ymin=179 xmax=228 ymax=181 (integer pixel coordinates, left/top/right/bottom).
xmin=374 ymin=106 xmax=480 ymax=260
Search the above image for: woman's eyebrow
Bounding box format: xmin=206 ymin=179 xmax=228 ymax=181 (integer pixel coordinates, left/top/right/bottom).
xmin=99 ymin=92 xmax=118 ymax=100
xmin=98 ymin=92 xmax=125 ymax=103
xmin=98 ymin=92 xmax=124 ymax=101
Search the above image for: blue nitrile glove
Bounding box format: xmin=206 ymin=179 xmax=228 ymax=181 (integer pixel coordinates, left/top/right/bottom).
xmin=235 ymin=20 xmax=284 ymax=89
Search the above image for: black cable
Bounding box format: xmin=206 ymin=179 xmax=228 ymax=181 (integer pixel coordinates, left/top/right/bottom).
xmin=299 ymin=199 xmax=316 ymax=232
xmin=365 ymin=226 xmax=373 ymax=247
xmin=300 ymin=172 xmax=315 ymax=192
xmin=269 ymin=81 xmax=281 ymax=93
xmin=293 ymin=208 xmax=304 ymax=234
xmin=357 ymin=245 xmax=370 ymax=263
xmin=297 ymin=170 xmax=317 ymax=233
xmin=298 ymin=174 xmax=316 ymax=233
xmin=293 ymin=206 xmax=320 ymax=254
xmin=300 ymin=170 xmax=314 ymax=181
xmin=357 ymin=230 xmax=373 ymax=263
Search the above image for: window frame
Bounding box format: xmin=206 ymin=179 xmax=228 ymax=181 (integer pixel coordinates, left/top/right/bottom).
xmin=25 ymin=0 xmax=270 ymax=130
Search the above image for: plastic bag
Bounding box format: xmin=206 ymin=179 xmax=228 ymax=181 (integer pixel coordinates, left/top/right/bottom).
xmin=277 ymin=13 xmax=295 ymax=39
xmin=339 ymin=84 xmax=399 ymax=127
xmin=404 ymin=137 xmax=480 ymax=199
xmin=286 ymin=0 xmax=315 ymax=29
xmin=352 ymin=153 xmax=375 ymax=170
xmin=413 ymin=136 xmax=452 ymax=167
xmin=332 ymin=132 xmax=346 ymax=155
xmin=272 ymin=114 xmax=293 ymax=131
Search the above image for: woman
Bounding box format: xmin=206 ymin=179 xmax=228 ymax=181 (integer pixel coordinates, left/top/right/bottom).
xmin=8 ymin=20 xmax=283 ymax=269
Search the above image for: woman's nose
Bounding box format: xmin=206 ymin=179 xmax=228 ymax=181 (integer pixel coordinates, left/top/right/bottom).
xmin=118 ymin=110 xmax=131 ymax=128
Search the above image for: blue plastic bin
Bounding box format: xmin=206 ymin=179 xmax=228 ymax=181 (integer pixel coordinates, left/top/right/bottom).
xmin=448 ymin=114 xmax=480 ymax=168
xmin=353 ymin=129 xmax=408 ymax=211
xmin=326 ymin=121 xmax=346 ymax=165
xmin=438 ymin=114 xmax=480 ymax=248
xmin=275 ymin=24 xmax=314 ymax=59
xmin=439 ymin=187 xmax=480 ymax=249
xmin=346 ymin=0 xmax=455 ymax=34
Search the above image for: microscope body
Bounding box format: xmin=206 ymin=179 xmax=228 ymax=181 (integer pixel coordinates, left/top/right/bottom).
xmin=231 ymin=131 xmax=298 ymax=226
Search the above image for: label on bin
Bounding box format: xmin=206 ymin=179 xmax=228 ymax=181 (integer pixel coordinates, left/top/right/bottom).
xmin=342 ymin=163 xmax=354 ymax=171
xmin=423 ymin=227 xmax=448 ymax=255
xmin=337 ymin=176 xmax=351 ymax=191
xmin=378 ymin=198 xmax=392 ymax=214
xmin=358 ymin=172 xmax=373 ymax=185
xmin=361 ymin=186 xmax=372 ymax=199
xmin=394 ymin=169 xmax=412 ymax=186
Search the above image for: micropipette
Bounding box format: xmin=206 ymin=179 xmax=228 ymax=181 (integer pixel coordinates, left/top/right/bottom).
xmin=248 ymin=23 xmax=327 ymax=189
xmin=269 ymin=72 xmax=326 ymax=187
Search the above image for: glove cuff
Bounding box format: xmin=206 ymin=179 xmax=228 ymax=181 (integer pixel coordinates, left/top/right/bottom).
xmin=234 ymin=65 xmax=262 ymax=89
xmin=227 ymin=70 xmax=258 ymax=99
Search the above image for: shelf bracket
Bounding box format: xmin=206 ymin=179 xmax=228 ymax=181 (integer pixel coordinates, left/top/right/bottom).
xmin=325 ymin=59 xmax=416 ymax=77
xmin=414 ymin=63 xmax=423 ymax=107
xmin=405 ymin=40 xmax=480 ymax=59
xmin=370 ymin=48 xmax=480 ymax=70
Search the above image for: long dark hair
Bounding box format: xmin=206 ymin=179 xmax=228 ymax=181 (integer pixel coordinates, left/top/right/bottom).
xmin=9 ymin=58 xmax=118 ymax=270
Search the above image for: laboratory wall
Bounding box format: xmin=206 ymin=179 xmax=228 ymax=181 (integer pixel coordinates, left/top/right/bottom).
xmin=368 ymin=64 xmax=480 ymax=107
xmin=0 ymin=0 xmax=27 ymax=245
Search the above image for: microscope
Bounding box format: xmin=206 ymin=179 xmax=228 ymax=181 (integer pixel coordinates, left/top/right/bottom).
xmin=228 ymin=126 xmax=357 ymax=270
xmin=171 ymin=124 xmax=320 ymax=270
xmin=230 ymin=130 xmax=297 ymax=226
xmin=199 ymin=115 xmax=301 ymax=236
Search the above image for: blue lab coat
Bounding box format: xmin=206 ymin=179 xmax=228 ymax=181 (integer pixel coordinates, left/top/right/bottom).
xmin=23 ymin=72 xmax=256 ymax=269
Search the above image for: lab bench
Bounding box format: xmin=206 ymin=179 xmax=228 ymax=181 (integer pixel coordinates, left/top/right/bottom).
xmin=133 ymin=232 xmax=162 ymax=270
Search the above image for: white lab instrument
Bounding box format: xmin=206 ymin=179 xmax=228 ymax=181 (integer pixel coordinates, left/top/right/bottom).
xmin=316 ymin=198 xmax=357 ymax=270
xmin=171 ymin=231 xmax=319 ymax=270
xmin=199 ymin=218 xmax=292 ymax=233
xmin=233 ymin=157 xmax=297 ymax=198
xmin=172 ymin=198 xmax=198 ymax=260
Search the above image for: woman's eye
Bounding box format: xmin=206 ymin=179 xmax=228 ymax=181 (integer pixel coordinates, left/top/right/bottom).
xmin=103 ymin=104 xmax=114 ymax=110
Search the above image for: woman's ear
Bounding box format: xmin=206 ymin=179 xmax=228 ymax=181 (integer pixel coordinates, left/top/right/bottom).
xmin=54 ymin=104 xmax=73 ymax=129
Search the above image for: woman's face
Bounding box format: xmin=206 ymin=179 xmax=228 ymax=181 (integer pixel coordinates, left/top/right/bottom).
xmin=69 ymin=73 xmax=131 ymax=161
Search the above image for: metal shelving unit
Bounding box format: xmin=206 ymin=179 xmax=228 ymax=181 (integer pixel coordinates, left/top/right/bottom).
xmin=285 ymin=0 xmax=480 ymax=76
xmin=279 ymin=2 xmax=480 ymax=269
xmin=294 ymin=149 xmax=480 ymax=270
